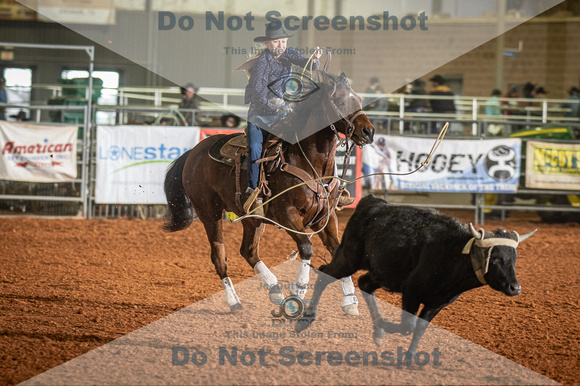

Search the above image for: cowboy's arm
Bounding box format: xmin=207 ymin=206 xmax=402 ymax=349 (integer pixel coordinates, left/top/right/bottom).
xmin=245 ymin=55 xmax=279 ymax=114
xmin=286 ymin=47 xmax=320 ymax=70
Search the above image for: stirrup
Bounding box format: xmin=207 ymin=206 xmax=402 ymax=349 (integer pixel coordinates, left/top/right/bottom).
xmin=243 ymin=188 xmax=260 ymax=214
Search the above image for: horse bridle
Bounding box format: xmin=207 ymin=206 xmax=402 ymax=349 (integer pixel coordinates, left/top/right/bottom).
xmin=325 ymin=96 xmax=366 ymax=146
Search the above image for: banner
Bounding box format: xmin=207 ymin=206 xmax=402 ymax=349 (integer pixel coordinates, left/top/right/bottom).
xmin=95 ymin=125 xmax=200 ymax=204
xmin=525 ymin=140 xmax=580 ymax=190
xmin=365 ymin=135 xmax=521 ymax=193
xmin=0 ymin=121 xmax=78 ymax=182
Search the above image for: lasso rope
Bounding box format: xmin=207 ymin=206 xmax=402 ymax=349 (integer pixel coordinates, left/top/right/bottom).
xmin=233 ymin=122 xmax=450 ymax=236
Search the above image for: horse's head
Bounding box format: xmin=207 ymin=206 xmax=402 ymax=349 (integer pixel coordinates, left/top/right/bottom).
xmin=322 ymin=71 xmax=374 ymax=146
xmin=269 ymin=70 xmax=374 ymax=145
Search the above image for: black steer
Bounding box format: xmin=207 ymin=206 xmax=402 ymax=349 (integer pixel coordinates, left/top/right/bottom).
xmin=297 ymin=194 xmax=536 ymax=357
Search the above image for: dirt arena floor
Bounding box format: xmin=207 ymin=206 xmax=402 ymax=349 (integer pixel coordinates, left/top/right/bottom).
xmin=0 ymin=209 xmax=578 ymax=385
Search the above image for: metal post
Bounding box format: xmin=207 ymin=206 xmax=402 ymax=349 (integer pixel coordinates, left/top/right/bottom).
xmin=472 ymin=98 xmax=478 ymax=136
xmin=399 ymin=95 xmax=405 ymax=134
xmin=495 ymin=0 xmax=506 ymax=91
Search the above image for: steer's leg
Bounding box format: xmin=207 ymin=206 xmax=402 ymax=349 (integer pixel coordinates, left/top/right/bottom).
xmin=358 ymin=273 xmax=387 ymax=346
xmin=404 ymin=305 xmax=445 ymax=364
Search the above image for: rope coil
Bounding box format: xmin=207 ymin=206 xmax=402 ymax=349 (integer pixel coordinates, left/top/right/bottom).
xmin=235 ymin=122 xmax=450 ymax=236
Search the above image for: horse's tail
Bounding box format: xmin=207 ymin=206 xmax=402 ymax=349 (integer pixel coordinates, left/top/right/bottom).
xmin=162 ymin=150 xmax=194 ymax=232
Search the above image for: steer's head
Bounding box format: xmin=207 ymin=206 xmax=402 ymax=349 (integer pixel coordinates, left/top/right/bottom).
xmin=466 ymin=224 xmax=536 ymax=296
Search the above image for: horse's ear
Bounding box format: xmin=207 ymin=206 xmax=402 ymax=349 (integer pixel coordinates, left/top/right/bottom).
xmin=339 ymin=72 xmax=350 ymax=86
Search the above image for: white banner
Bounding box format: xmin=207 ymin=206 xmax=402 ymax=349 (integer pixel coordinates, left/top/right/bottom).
xmin=95 ymin=125 xmax=200 ymax=204
xmin=0 ymin=121 xmax=78 ymax=182
xmin=363 ymin=135 xmax=522 ymax=193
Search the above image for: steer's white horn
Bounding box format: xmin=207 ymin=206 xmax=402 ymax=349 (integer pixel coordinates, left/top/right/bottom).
xmin=469 ymin=223 xmax=484 ymax=240
xmin=519 ymin=229 xmax=537 ymax=242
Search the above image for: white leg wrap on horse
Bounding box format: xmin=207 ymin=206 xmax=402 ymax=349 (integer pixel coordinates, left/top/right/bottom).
xmin=221 ymin=277 xmax=241 ymax=307
xmin=295 ymin=259 xmax=311 ymax=286
xmin=254 ymin=261 xmax=278 ymax=289
xmin=290 ymin=259 xmax=310 ymax=298
xmin=341 ymin=276 xmax=356 ymax=296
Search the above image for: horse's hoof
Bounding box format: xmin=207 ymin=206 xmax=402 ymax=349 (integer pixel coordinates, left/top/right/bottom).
xmin=342 ymin=303 xmax=359 ymax=316
xmin=230 ymin=303 xmax=244 ymax=312
xmin=373 ymin=327 xmax=385 ymax=347
xmin=269 ymin=284 xmax=284 ymax=303
xmin=289 ymin=282 xmax=307 ymax=299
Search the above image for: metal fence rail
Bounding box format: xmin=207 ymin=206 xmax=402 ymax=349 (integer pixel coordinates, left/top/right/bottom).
xmin=1 ymin=95 xmax=579 ymax=224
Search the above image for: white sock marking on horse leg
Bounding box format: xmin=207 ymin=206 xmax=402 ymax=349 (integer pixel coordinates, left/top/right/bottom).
xmin=295 ymin=259 xmax=311 ymax=286
xmin=221 ymin=277 xmax=241 ymax=307
xmin=340 ymin=276 xmax=355 ymax=295
xmin=254 ymin=261 xmax=278 ymax=289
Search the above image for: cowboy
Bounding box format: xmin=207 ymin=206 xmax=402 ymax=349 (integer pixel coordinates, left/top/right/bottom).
xmin=243 ymin=22 xmax=355 ymax=215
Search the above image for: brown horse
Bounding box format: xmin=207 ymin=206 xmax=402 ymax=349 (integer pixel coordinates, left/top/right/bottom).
xmin=162 ymin=71 xmax=374 ymax=312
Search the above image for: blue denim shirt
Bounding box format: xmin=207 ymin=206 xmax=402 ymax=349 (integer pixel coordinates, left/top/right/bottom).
xmin=244 ymin=47 xmax=317 ymax=124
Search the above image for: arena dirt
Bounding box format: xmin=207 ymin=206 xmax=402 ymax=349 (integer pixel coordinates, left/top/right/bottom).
xmin=0 ymin=210 xmax=578 ymax=385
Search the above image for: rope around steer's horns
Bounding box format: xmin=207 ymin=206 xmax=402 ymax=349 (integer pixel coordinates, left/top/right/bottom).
xmin=462 ymin=223 xmax=537 ymax=284
xmin=235 ymin=122 xmax=450 ymax=234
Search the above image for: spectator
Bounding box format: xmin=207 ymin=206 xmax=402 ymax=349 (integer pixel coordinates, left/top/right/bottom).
xmin=0 ymin=76 xmax=6 ymax=121
xmin=363 ymin=77 xmax=381 ymax=111
xmin=562 ymin=86 xmax=580 ymax=118
xmin=404 ymin=79 xmax=429 ymax=133
xmin=179 ymin=82 xmax=200 ymax=125
xmin=408 ymin=79 xmax=429 ymax=113
xmin=428 ymin=74 xmax=455 ymax=134
xmin=9 ymin=110 xmax=29 ymax=122
xmin=486 ymin=89 xmax=503 ymax=116
xmin=486 ymin=89 xmax=504 ymax=136
xmin=534 ymin=86 xmax=547 ymax=99
xmin=522 ymin=82 xmax=536 ymax=100
xmin=369 ymin=85 xmax=388 ymax=130
xmin=501 ymin=85 xmax=521 ymax=116
xmin=220 ymin=114 xmax=241 ymax=128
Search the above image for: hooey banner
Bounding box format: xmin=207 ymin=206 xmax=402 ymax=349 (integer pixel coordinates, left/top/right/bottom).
xmin=384 ymin=136 xmax=522 ymax=193
xmin=0 ymin=121 xmax=78 ymax=182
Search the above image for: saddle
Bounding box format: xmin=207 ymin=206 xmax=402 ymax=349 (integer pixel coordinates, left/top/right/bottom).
xmin=208 ymin=133 xmax=342 ymax=225
xmin=209 ymin=133 xmax=284 ymax=210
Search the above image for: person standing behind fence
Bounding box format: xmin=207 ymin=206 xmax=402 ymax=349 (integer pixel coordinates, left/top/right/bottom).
xmin=428 ymin=74 xmax=455 ymax=134
xmin=179 ymin=82 xmax=200 ymax=125
xmin=562 ymin=86 xmax=580 ymax=118
xmin=0 ymin=77 xmax=7 ymax=121
xmin=486 ymin=89 xmax=505 ymax=136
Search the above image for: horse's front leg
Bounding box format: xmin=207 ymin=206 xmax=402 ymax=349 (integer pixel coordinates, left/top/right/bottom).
xmin=281 ymin=208 xmax=315 ymax=299
xmin=311 ymin=211 xmax=359 ymax=316
xmin=240 ymin=220 xmax=283 ymax=303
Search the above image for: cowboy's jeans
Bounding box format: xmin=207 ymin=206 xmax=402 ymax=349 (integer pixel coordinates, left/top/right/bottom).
xmin=246 ymin=121 xmax=267 ymax=190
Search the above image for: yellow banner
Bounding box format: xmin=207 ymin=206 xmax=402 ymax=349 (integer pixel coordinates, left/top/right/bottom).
xmin=526 ymin=141 xmax=580 ymax=190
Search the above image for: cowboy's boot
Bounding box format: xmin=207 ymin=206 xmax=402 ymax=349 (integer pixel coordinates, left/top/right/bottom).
xmin=336 ymin=189 xmax=355 ymax=210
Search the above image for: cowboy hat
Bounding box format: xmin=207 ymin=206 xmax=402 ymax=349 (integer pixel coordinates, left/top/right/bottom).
xmin=254 ymin=22 xmax=293 ymax=43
